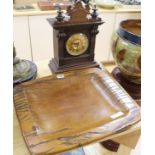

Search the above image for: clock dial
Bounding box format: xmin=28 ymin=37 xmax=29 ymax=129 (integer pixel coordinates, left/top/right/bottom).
xmin=66 ymin=33 xmax=89 ymax=56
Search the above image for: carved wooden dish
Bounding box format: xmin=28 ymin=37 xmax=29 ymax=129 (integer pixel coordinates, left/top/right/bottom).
xmin=14 ymin=68 xmax=140 ymax=155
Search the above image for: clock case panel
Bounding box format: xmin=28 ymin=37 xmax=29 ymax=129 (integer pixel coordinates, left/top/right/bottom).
xmin=48 ymin=19 xmax=103 ymax=73
xmin=53 ymin=24 xmax=93 ymax=64
xmin=47 ymin=1 xmax=104 ymax=73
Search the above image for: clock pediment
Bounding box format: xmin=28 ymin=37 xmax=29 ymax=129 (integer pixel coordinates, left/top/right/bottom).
xmin=66 ymin=1 xmax=90 ymax=23
xmin=47 ymin=0 xmax=103 ymax=28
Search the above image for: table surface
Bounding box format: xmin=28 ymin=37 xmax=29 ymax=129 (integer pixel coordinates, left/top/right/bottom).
xmin=13 ymin=60 xmax=140 ymax=155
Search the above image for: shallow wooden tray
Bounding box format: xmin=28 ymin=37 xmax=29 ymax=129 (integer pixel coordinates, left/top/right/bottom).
xmin=14 ymin=68 xmax=140 ymax=155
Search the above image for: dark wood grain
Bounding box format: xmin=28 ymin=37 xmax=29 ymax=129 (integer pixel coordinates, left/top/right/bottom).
xmin=101 ymin=140 xmax=120 ymax=152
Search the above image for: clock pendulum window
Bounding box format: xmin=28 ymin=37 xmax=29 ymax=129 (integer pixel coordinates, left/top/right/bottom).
xmin=47 ymin=0 xmax=104 ymax=73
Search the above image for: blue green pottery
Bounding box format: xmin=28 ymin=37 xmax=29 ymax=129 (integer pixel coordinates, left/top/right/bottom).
xmin=13 ymin=46 xmax=37 ymax=85
xmin=112 ymin=19 xmax=141 ymax=84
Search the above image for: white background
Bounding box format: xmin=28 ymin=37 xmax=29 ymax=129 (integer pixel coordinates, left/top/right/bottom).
xmin=0 ymin=0 xmax=154 ymax=155
xmin=0 ymin=0 xmax=13 ymax=155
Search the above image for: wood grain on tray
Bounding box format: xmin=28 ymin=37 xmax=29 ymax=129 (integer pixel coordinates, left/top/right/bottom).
xmin=13 ymin=68 xmax=140 ymax=155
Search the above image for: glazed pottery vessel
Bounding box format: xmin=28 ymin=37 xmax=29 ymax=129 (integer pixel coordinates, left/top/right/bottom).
xmin=13 ymin=46 xmax=37 ymax=85
xmin=112 ymin=19 xmax=141 ymax=84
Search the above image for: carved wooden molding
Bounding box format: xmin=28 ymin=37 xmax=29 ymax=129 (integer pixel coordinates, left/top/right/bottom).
xmin=66 ymin=1 xmax=90 ymax=22
xmin=91 ymin=26 xmax=99 ymax=35
xmin=57 ymin=32 xmax=67 ymax=39
xmin=53 ymin=0 xmax=102 ymax=25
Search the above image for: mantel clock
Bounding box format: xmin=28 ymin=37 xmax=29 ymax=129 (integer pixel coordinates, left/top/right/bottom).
xmin=47 ymin=0 xmax=104 ymax=73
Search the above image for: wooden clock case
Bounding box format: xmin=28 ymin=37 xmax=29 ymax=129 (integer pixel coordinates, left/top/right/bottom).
xmin=47 ymin=1 xmax=104 ymax=73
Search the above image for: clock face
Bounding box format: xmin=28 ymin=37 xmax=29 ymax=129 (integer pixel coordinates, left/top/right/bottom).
xmin=66 ymin=33 xmax=89 ymax=56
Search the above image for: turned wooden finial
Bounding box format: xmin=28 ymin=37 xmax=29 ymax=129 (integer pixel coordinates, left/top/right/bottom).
xmin=91 ymin=4 xmax=98 ymax=19
xmin=56 ymin=6 xmax=65 ymax=22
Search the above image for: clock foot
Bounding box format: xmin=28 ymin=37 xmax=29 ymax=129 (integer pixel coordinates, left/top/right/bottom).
xmin=49 ymin=58 xmax=100 ymax=74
